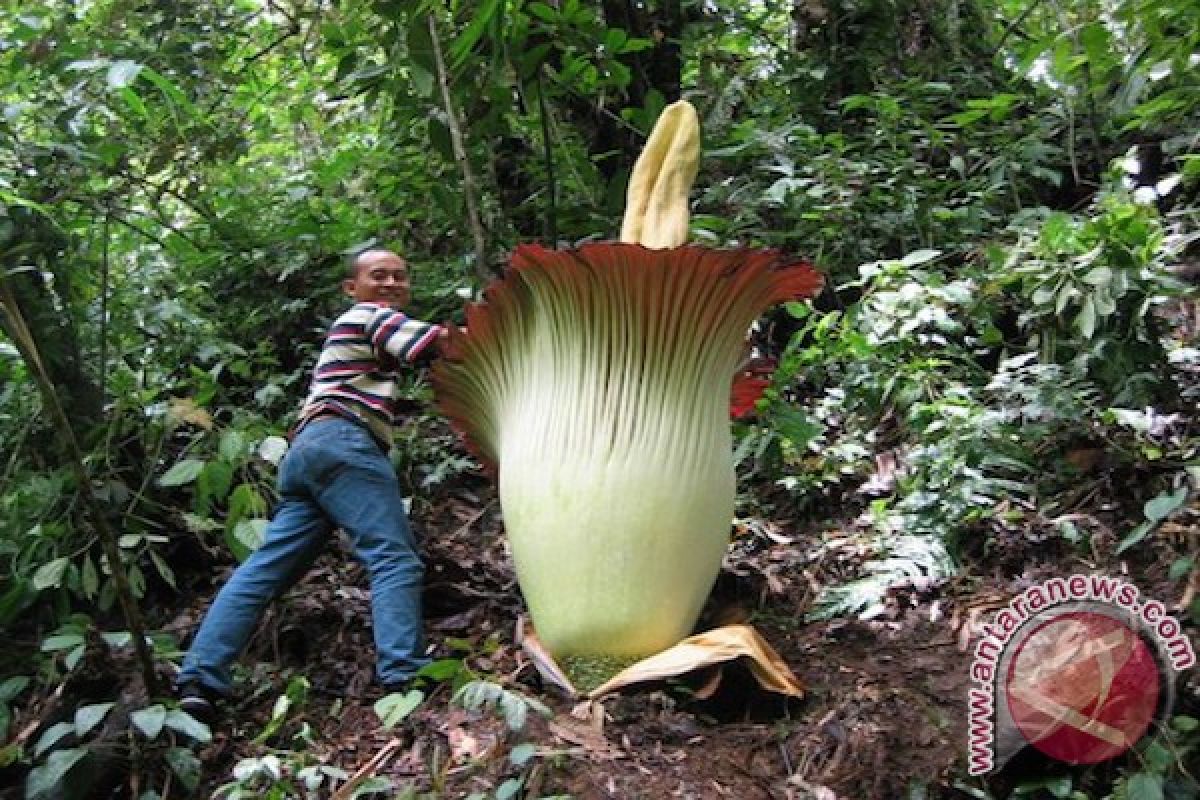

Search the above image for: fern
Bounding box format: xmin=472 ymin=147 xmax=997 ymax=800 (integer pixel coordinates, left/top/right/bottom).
xmin=808 ymin=534 xmax=956 ymax=620
xmin=452 ymin=680 xmax=551 ymax=733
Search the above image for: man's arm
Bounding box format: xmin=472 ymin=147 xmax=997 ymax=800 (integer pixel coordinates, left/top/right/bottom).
xmin=365 ymin=307 xmax=443 ymax=364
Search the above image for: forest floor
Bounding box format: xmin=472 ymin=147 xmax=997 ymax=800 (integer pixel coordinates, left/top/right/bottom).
xmin=152 ymin=466 xmax=1198 ymax=800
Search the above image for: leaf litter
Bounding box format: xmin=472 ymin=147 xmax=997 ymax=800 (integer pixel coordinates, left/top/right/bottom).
xmin=77 ymin=430 xmax=1200 ymax=799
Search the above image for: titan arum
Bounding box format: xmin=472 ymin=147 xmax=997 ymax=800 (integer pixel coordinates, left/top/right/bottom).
xmin=432 ymin=101 xmax=822 ymax=673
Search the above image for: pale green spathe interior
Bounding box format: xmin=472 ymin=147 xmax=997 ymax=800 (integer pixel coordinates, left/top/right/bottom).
xmin=433 ymin=243 xmax=819 ymax=661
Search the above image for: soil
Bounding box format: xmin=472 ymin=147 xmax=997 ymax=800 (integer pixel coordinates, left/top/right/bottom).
xmin=154 ymin=476 xmax=1198 ymax=800
xmin=2 ymin=441 xmax=1196 ymax=799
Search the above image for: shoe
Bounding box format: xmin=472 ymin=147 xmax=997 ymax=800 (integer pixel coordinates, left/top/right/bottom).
xmin=380 ymin=677 xmax=422 ymax=695
xmin=178 ymin=682 xmax=218 ymax=725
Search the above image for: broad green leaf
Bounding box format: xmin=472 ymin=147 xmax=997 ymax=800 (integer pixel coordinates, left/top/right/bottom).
xmin=257 ymin=436 xmax=288 ymax=465
xmin=406 ymin=13 xmax=436 ymax=73
xmin=449 ymin=0 xmax=501 ymax=69
xmin=40 ymin=634 xmax=83 ymax=652
xmin=227 ymin=483 xmax=267 ymax=529
xmin=410 ymin=64 xmax=434 ymax=98
xmin=227 ymin=519 xmax=267 ymax=562
xmin=64 ymin=646 xmax=86 ymax=671
xmin=159 ymin=459 xmax=205 ymax=487
xmin=0 ymin=676 xmax=29 ymax=703
xmin=508 ymin=742 xmax=536 ymax=766
xmin=774 ymin=408 xmax=821 ymax=450
xmin=181 ymin=514 xmax=223 ymax=533
xmin=1126 ymin=773 xmax=1164 ymax=800
xmin=1093 ymin=287 xmax=1115 ymax=316
xmin=138 ymin=67 xmax=201 ymax=118
xmin=106 ymin=60 xmax=142 ymax=89
xmin=350 ymin=777 xmax=393 ymax=797
xmin=527 ymin=2 xmax=558 ymax=22
xmin=1172 ymin=715 xmax=1198 ymax=732
xmin=131 ymin=705 xmax=167 ymax=739
xmin=73 ymin=702 xmax=114 ymax=737
xmin=25 ymin=747 xmax=88 ymax=797
xmin=373 ymin=689 xmax=423 ymax=729
xmin=271 ymin=694 xmax=290 ymax=721
xmin=128 ymin=563 xmax=145 ymax=599
xmin=1116 ymin=521 xmax=1153 ymax=554
xmin=1169 ymin=557 xmax=1194 ymax=580
xmin=899 ymin=249 xmax=940 ymax=266
xmin=1056 ymin=283 xmax=1075 ymax=314
xmin=1079 ymin=23 xmax=1111 ymax=68
xmin=34 ymin=722 xmax=75 ymax=758
xmin=1144 ymin=486 xmax=1187 ymax=521
xmin=1076 ymin=296 xmax=1096 ymax=339
xmin=149 ymin=551 xmax=177 ymax=590
xmin=32 ymin=558 xmax=70 ymax=590
xmin=218 ymin=430 xmax=246 ymax=462
xmin=164 ymin=709 xmax=211 ymax=743
xmin=1032 ymin=284 xmax=1056 ymax=306
xmin=1041 ymin=213 xmax=1075 ymax=250
xmin=1082 ymin=266 xmax=1112 ymax=286
xmin=495 ymin=777 xmax=524 ymax=800
xmin=0 ymin=705 xmax=8 ymax=741
xmin=81 ymin=556 xmax=98 ymax=599
xmin=1142 ymin=740 xmax=1171 ymax=772
xmin=416 ymin=659 xmax=465 ymax=682
xmin=100 ymin=632 xmax=132 ymax=648
xmin=197 ymin=460 xmax=234 ymax=510
xmin=165 ymin=747 xmax=202 ymax=791
xmin=119 ymin=86 xmax=147 ymax=118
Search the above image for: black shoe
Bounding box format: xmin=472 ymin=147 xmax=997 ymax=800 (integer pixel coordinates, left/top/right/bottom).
xmin=178 ymin=682 xmax=218 ymax=725
xmin=380 ymin=677 xmax=423 ymax=695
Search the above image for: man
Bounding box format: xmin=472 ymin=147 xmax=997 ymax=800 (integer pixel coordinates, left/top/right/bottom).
xmin=177 ymin=249 xmax=445 ymax=721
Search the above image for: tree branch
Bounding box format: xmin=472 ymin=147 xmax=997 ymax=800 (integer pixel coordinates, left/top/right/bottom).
xmin=536 ymin=68 xmax=559 ymax=245
xmin=427 ymin=12 xmax=492 ymax=284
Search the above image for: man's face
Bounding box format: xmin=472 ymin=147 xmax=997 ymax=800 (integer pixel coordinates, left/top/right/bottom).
xmin=344 ymin=250 xmax=411 ymax=309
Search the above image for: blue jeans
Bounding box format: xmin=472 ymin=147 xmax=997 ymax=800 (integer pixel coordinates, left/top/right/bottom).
xmin=178 ymin=417 xmax=427 ymax=693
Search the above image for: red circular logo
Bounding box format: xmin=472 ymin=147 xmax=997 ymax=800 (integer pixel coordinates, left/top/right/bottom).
xmin=1005 ymin=610 xmax=1160 ymax=764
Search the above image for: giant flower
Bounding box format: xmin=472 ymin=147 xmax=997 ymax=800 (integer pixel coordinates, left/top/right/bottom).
xmin=432 ymin=101 xmax=822 ymax=678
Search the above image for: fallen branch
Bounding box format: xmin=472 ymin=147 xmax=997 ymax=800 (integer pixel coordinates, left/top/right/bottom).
xmin=331 ymin=737 xmax=405 ymax=800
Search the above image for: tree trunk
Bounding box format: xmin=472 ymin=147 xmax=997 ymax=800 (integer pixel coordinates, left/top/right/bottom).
xmin=0 ymin=210 xmax=102 ymax=440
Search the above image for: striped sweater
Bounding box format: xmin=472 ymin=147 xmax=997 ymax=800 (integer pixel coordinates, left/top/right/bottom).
xmin=296 ymin=303 xmax=442 ymax=446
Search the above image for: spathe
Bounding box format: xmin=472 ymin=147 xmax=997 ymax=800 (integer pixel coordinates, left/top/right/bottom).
xmin=518 ymin=617 xmax=804 ymax=699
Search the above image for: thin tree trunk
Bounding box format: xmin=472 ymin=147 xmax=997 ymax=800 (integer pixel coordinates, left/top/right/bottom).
xmin=536 ymin=68 xmax=558 ymax=245
xmin=427 ymin=13 xmax=492 ymax=284
xmin=0 ymin=272 xmax=159 ymax=697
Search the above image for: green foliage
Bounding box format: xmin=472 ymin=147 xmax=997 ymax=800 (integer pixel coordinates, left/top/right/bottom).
xmin=21 ymin=693 xmax=210 ymax=800
xmin=0 ymin=1 xmax=1198 ymax=797
xmin=1117 ymin=480 xmax=1191 ymax=553
xmin=767 ymin=184 xmax=1192 ymax=614
xmin=215 ymin=753 xmax=386 ymax=800
xmin=453 ymin=680 xmax=551 ymax=734
xmin=374 ymin=689 xmax=424 ymax=729
xmin=1000 ymin=198 xmax=1185 ymax=404
xmin=254 ymin=675 xmax=312 ymax=745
